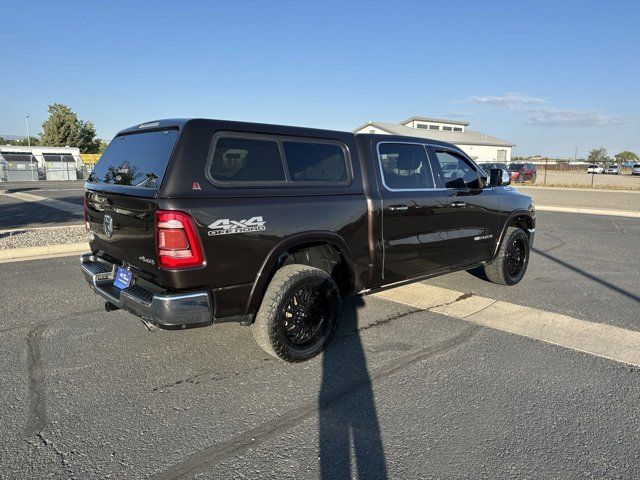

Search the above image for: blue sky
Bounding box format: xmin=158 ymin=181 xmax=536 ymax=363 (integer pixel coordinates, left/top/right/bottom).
xmin=1 ymin=0 xmax=638 ymax=157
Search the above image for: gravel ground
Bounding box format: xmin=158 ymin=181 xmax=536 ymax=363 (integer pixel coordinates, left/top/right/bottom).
xmin=0 ymin=225 xmax=86 ymax=249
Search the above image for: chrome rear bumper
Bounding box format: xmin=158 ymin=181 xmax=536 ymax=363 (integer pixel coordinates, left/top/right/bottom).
xmin=80 ymin=253 xmax=213 ymax=329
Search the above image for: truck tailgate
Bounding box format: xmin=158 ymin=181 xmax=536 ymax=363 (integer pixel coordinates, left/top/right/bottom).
xmin=85 ymin=190 xmax=160 ymax=279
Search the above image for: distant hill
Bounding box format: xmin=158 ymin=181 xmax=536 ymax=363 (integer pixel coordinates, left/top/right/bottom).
xmin=0 ymin=134 xmax=25 ymax=141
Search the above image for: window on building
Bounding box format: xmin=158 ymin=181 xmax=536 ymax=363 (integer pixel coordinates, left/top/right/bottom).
xmin=370 ymin=129 xmax=376 ymax=134
xmin=416 ymin=123 xmax=429 ymax=129
xmin=442 ymin=126 xmax=453 ymax=131
xmin=428 ymin=125 xmax=439 ymax=130
xmin=210 ymin=137 xmax=286 ymax=183
xmin=282 ymin=141 xmax=348 ymax=182
xmin=43 ymin=154 xmax=75 ymax=163
xmin=453 ymin=127 xmax=463 ymax=132
xmin=1 ymin=153 xmax=34 ymax=163
xmin=430 ymin=150 xmax=480 ymax=188
xmin=378 ymin=143 xmax=434 ymax=190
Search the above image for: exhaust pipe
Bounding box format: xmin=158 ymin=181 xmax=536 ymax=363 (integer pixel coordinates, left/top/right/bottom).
xmin=140 ymin=317 xmax=161 ymax=332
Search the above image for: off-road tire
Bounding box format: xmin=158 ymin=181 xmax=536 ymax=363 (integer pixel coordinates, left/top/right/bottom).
xmin=483 ymin=227 xmax=530 ymax=285
xmin=252 ymin=264 xmax=341 ymax=362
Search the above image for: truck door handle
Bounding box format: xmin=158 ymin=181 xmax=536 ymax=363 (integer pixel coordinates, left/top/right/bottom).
xmin=389 ymin=205 xmax=409 ymax=212
xmin=450 ymin=201 xmax=466 ymax=208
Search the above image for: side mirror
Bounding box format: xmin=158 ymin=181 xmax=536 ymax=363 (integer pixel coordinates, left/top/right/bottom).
xmin=487 ymin=168 xmax=510 ymax=186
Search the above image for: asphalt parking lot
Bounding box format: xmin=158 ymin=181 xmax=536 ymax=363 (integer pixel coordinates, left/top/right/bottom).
xmin=1 ymin=205 xmax=639 ymax=479
xmin=0 ymin=181 xmax=84 ymax=229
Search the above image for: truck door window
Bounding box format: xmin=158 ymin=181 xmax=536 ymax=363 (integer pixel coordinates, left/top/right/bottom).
xmin=282 ymin=141 xmax=348 ymax=182
xmin=431 ymin=150 xmax=481 ymax=189
xmin=377 ymin=143 xmax=435 ymax=190
xmin=210 ymin=137 xmax=285 ymax=183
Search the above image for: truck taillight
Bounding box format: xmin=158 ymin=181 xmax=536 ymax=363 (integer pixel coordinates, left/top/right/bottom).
xmin=155 ymin=210 xmax=204 ymax=269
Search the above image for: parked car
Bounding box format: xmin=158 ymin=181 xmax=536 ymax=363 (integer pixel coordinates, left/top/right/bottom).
xmin=508 ymin=162 xmax=537 ymax=183
xmin=81 ymin=118 xmax=535 ymax=362
xmin=605 ymin=164 xmax=621 ymax=175
xmin=587 ymin=164 xmax=604 ymax=174
xmin=632 ymin=164 xmax=640 ymax=176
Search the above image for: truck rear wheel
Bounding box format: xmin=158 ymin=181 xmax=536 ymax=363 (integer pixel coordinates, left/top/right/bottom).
xmin=252 ymin=264 xmax=341 ymax=362
xmin=483 ymin=227 xmax=530 ymax=285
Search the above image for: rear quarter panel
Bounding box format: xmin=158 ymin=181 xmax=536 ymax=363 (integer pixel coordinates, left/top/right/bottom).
xmin=157 ymin=119 xmax=370 ymax=319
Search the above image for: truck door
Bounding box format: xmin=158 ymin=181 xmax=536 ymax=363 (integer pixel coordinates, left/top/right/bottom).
xmin=376 ymin=142 xmax=450 ymax=282
xmin=427 ymin=146 xmax=501 ymax=267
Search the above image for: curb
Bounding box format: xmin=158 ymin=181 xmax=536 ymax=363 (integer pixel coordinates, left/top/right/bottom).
xmin=536 ymin=205 xmax=640 ymax=218
xmin=519 ymin=186 xmax=640 ymax=194
xmin=0 ymin=242 xmax=89 ymax=262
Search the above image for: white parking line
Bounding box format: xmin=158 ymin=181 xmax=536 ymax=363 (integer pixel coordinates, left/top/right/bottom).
xmin=375 ymin=283 xmax=640 ymax=367
xmin=536 ymin=205 xmax=640 ymax=218
xmin=1 ymin=191 xmax=83 ymax=215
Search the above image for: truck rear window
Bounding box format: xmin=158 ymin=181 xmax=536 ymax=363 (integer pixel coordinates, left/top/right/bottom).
xmin=88 ymin=129 xmax=178 ymax=188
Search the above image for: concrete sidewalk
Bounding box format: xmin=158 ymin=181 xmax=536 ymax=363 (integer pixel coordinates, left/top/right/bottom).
xmin=517 ymin=186 xmax=640 ymax=212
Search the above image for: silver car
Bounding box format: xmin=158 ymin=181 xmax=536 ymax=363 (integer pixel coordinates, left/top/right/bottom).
xmin=605 ymin=164 xmax=621 ymax=175
xmin=632 ymin=164 xmax=640 ymax=176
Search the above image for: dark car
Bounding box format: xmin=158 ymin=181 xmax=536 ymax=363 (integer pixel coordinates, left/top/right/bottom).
xmin=508 ymin=162 xmax=537 ymax=183
xmin=81 ymin=118 xmax=535 ymax=362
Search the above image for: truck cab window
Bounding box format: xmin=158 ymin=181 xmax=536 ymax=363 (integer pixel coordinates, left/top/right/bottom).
xmin=282 ymin=141 xmax=348 ymax=182
xmin=431 ymin=150 xmax=480 ymax=188
xmin=210 ymin=137 xmax=285 ymax=183
xmin=377 ymin=143 xmax=434 ymax=190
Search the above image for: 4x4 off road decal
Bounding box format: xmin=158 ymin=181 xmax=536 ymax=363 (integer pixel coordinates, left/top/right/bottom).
xmin=207 ymin=216 xmax=266 ymax=236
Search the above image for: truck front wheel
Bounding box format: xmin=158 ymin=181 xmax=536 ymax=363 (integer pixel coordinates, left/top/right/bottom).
xmin=252 ymin=264 xmax=341 ymax=362
xmin=483 ymin=227 xmax=530 ymax=285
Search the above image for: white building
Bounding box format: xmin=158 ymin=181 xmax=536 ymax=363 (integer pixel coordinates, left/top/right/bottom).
xmin=0 ymin=145 xmax=83 ymax=181
xmin=354 ymin=116 xmax=514 ymax=164
xmin=0 ymin=145 xmax=83 ymax=169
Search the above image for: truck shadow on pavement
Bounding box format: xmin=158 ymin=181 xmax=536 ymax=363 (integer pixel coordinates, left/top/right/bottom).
xmin=532 ymin=247 xmax=640 ymax=303
xmin=318 ymin=296 xmax=388 ymax=480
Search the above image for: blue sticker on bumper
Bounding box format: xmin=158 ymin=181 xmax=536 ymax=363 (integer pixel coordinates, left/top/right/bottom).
xmin=114 ymin=267 xmax=132 ymax=289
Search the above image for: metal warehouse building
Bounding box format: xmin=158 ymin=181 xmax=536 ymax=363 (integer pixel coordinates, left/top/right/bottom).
xmin=0 ymin=145 xmax=82 ymax=181
xmin=354 ymin=116 xmax=515 ymax=164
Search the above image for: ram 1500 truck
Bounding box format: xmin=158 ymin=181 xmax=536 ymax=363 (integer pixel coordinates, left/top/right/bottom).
xmin=81 ymin=118 xmax=535 ymax=362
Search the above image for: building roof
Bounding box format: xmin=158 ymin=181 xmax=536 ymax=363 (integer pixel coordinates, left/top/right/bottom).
xmin=354 ymin=122 xmax=515 ymax=147
xmin=400 ymin=116 xmax=470 ymax=126
xmin=0 ymin=145 xmax=80 ymax=153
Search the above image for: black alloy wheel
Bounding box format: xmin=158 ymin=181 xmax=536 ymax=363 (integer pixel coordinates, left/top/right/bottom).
xmin=505 ymin=237 xmax=527 ymax=280
xmin=281 ymin=285 xmax=331 ymax=348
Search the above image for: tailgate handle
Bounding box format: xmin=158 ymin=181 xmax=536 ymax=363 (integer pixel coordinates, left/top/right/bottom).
xmin=389 ymin=205 xmax=409 ymax=212
xmin=450 ymin=201 xmax=466 ymax=208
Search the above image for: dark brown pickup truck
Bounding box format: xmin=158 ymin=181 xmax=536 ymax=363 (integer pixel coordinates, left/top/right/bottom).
xmin=81 ymin=118 xmax=535 ymax=362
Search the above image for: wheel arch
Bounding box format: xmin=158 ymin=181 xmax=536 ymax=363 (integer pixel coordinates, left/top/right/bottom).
xmin=243 ymin=231 xmax=357 ymax=321
xmin=491 ymin=210 xmax=535 ymax=260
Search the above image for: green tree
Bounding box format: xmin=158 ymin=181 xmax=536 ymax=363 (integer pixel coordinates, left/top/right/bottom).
xmin=614 ymin=151 xmax=639 ymax=164
xmin=0 ymin=136 xmax=39 ymax=146
xmin=40 ymin=103 xmax=100 ymax=153
xmin=41 ymin=104 xmax=79 ymax=147
xmin=77 ymin=120 xmax=101 ymax=153
xmin=586 ymin=147 xmax=609 ymax=164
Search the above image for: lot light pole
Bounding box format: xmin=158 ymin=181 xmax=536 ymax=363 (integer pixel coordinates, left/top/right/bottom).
xmin=25 ymin=115 xmax=31 ymax=147
xmin=26 ymin=115 xmax=34 ymax=180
